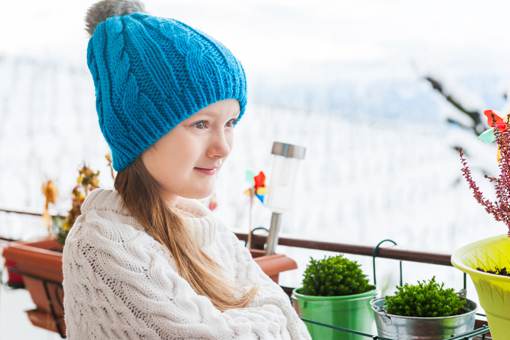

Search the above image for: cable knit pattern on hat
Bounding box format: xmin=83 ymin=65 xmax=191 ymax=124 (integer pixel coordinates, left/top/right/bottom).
xmin=62 ymin=189 xmax=311 ymax=339
xmin=87 ymin=12 xmax=248 ymax=171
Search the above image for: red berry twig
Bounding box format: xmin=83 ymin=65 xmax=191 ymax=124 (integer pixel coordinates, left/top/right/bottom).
xmin=460 ymin=130 xmax=510 ymax=236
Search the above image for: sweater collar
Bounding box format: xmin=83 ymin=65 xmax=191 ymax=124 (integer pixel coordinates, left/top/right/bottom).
xmin=81 ymin=188 xmax=217 ymax=247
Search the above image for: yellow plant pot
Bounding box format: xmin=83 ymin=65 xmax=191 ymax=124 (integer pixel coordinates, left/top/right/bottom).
xmin=451 ymin=234 xmax=510 ymax=340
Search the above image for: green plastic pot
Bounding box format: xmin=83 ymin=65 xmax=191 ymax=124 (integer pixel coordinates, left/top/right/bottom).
xmin=292 ymin=288 xmax=377 ymax=340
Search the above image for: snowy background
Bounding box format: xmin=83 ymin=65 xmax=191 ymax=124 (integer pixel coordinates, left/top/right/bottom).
xmin=1 ymin=0 xmax=510 ymax=338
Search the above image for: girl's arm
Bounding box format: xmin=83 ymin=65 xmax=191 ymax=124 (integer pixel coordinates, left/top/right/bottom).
xmin=223 ymin=228 xmax=311 ymax=340
xmin=63 ymin=216 xmax=294 ymax=340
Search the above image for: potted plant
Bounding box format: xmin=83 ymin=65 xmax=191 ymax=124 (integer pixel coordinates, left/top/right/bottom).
xmin=3 ymin=178 xmax=60 ymax=289
xmin=371 ymin=277 xmax=477 ymax=339
xmin=2 ymin=164 xmax=101 ymax=336
xmin=291 ymin=255 xmax=376 ymax=340
xmin=452 ymin=109 xmax=510 ymax=339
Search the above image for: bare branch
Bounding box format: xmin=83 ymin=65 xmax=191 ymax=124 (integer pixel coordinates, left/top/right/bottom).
xmin=424 ymin=75 xmax=485 ymax=135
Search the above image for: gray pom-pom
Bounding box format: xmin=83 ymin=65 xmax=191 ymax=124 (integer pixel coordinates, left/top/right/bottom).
xmin=85 ymin=0 xmax=146 ymax=35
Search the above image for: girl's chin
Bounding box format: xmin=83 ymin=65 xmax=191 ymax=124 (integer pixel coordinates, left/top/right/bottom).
xmin=186 ymin=185 xmax=215 ymax=200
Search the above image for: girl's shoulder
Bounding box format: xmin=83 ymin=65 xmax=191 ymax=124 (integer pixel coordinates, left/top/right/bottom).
xmin=80 ymin=188 xmax=131 ymax=217
xmin=64 ymin=189 xmax=157 ymax=251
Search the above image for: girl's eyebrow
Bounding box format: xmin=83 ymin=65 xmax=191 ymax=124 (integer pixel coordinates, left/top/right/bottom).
xmin=194 ymin=111 xmax=240 ymax=119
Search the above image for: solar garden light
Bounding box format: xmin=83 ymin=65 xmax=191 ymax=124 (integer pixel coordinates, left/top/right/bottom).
xmin=265 ymin=141 xmax=306 ymax=255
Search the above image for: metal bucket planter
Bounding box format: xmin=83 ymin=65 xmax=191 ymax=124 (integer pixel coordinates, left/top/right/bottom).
xmin=451 ymin=234 xmax=510 ymax=340
xmin=371 ymin=297 xmax=477 ymax=339
xmin=292 ymin=288 xmax=376 ymax=340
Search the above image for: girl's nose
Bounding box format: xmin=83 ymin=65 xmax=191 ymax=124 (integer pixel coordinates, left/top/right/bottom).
xmin=207 ymin=130 xmax=231 ymax=159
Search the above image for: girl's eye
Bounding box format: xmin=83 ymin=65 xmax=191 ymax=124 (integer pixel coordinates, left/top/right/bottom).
xmin=193 ymin=120 xmax=209 ymax=129
xmin=226 ymin=118 xmax=238 ymax=128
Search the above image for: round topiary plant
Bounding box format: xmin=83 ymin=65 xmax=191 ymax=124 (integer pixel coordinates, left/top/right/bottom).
xmin=385 ymin=277 xmax=467 ymax=317
xmin=301 ymin=255 xmax=374 ymax=296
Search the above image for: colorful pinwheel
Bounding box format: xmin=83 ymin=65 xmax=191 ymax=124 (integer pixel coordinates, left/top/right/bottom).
xmin=478 ymin=110 xmax=510 ymax=163
xmin=244 ymin=170 xmax=267 ymax=203
xmin=243 ymin=170 xmax=267 ymax=248
xmin=479 ymin=110 xmax=509 ymax=143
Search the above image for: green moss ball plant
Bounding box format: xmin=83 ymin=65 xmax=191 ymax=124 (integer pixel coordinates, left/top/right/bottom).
xmin=301 ymin=255 xmax=375 ymax=296
xmin=384 ymin=277 xmax=467 ymax=317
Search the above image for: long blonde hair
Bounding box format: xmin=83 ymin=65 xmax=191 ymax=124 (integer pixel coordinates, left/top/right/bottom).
xmin=114 ymin=157 xmax=257 ymax=311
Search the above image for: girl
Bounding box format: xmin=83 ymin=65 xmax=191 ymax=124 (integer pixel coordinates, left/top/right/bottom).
xmin=62 ymin=0 xmax=311 ymax=339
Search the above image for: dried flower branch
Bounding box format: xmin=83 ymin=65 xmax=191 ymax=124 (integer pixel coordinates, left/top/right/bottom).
xmin=56 ymin=165 xmax=100 ymax=244
xmin=460 ymin=130 xmax=510 ymax=236
xmin=105 ymin=152 xmax=116 ymax=180
xmin=41 ymin=180 xmax=58 ymax=234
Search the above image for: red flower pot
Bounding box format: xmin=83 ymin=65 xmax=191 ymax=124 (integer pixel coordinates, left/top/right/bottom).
xmin=2 ymin=238 xmax=65 ymax=336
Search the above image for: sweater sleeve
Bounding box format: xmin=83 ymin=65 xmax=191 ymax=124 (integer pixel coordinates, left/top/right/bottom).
xmin=62 ymin=214 xmax=296 ymax=340
xmin=222 ymin=229 xmax=311 ymax=340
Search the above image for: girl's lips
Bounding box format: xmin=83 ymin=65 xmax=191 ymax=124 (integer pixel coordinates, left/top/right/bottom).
xmin=194 ymin=167 xmax=217 ymax=175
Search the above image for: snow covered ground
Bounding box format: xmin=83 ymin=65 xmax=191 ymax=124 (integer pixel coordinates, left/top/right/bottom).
xmin=2 ymin=0 xmax=510 ymax=337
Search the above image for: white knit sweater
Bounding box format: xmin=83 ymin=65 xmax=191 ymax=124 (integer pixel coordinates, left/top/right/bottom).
xmin=62 ymin=189 xmax=311 ymax=340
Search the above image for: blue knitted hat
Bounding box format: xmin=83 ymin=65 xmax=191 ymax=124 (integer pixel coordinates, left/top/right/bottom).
xmin=85 ymin=0 xmax=247 ymax=171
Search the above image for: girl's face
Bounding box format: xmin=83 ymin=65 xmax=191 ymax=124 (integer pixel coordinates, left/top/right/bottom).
xmin=141 ymin=99 xmax=240 ymax=206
